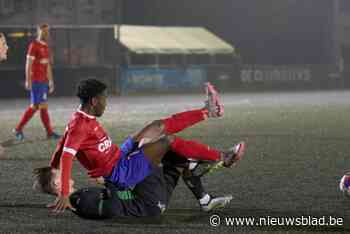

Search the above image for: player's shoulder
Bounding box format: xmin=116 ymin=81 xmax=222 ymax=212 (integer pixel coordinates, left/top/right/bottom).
xmin=27 ymin=40 xmax=39 ymax=52
xmin=29 ymin=40 xmax=39 ymax=47
xmin=68 ymin=111 xmax=96 ymax=130
xmin=30 ymin=40 xmax=47 ymax=48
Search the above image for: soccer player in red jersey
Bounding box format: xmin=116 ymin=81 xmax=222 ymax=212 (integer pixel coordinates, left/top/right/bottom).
xmin=14 ymin=24 xmax=60 ymax=141
xmin=34 ymin=79 xmax=246 ymax=214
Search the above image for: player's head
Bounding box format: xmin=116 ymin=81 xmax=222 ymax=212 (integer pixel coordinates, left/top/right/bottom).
xmin=77 ymin=79 xmax=107 ymax=117
xmin=37 ymin=24 xmax=50 ymax=42
xmin=33 ymin=167 xmax=75 ymax=196
xmin=0 ymin=33 xmax=8 ymax=61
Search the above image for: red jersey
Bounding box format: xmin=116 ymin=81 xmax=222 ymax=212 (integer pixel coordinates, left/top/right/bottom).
xmin=50 ymin=110 xmax=121 ymax=193
xmin=27 ymin=40 xmax=50 ymax=82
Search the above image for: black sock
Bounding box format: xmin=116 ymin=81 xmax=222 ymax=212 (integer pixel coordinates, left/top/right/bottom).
xmin=182 ymin=168 xmax=207 ymax=200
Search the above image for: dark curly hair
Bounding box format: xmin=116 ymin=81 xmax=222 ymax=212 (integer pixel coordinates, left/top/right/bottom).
xmin=76 ymin=79 xmax=107 ymax=106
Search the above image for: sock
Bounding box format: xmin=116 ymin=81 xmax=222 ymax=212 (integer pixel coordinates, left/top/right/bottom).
xmin=170 ymin=136 xmax=221 ymax=161
xmin=162 ymin=109 xmax=208 ymax=134
xmin=183 ymin=169 xmax=207 ymax=200
xmin=15 ymin=106 xmax=37 ymax=131
xmin=199 ymin=194 xmax=211 ymax=205
xmin=40 ymin=108 xmax=53 ymax=135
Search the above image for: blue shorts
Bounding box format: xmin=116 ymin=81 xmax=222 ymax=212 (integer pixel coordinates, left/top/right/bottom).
xmin=31 ymin=82 xmax=48 ymax=104
xmin=105 ymin=137 xmax=155 ymax=190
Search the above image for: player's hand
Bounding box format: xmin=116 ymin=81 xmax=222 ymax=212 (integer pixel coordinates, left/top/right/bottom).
xmin=47 ymin=196 xmax=76 ymax=213
xmin=49 ymin=81 xmax=54 ymax=93
xmin=25 ymin=80 xmax=31 ymax=91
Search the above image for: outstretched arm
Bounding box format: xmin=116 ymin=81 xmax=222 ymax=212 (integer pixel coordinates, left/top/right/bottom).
xmin=48 ymin=123 xmax=86 ymax=213
xmin=47 ymin=152 xmax=75 ymax=213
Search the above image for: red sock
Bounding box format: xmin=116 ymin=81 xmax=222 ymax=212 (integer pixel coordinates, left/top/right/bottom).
xmin=40 ymin=108 xmax=53 ymax=135
xmin=170 ymin=136 xmax=221 ymax=161
xmin=162 ymin=109 xmax=208 ymax=134
xmin=15 ymin=106 xmax=37 ymax=131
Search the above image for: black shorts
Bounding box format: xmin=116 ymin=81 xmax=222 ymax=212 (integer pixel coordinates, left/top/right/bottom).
xmin=70 ymin=151 xmax=183 ymax=219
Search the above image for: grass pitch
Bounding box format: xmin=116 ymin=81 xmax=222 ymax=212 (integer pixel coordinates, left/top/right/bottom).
xmin=0 ymin=91 xmax=350 ymax=233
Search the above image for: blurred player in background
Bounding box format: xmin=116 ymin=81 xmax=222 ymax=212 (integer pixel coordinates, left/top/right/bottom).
xmin=0 ymin=32 xmax=8 ymax=155
xmin=0 ymin=32 xmax=8 ymax=61
xmin=14 ymin=24 xmax=60 ymax=141
xmin=33 ymin=79 xmax=246 ymax=214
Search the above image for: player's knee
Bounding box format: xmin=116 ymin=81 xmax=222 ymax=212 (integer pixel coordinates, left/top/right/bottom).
xmin=166 ymin=135 xmax=175 ymax=144
xmin=146 ymin=120 xmax=164 ymax=132
xmin=70 ymin=187 xmax=118 ymax=219
xmin=38 ymin=103 xmax=48 ymax=109
xmin=69 ymin=190 xmax=81 ymax=208
xmin=30 ymin=104 xmax=39 ymax=110
xmin=134 ymin=120 xmax=165 ymax=141
xmin=155 ymin=135 xmax=173 ymax=149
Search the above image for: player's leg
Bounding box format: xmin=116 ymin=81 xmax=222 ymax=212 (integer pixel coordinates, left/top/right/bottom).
xmin=119 ymin=141 xmax=241 ymax=213
xmin=37 ymin=84 xmax=60 ymax=139
xmin=162 ymin=151 xmax=232 ymax=212
xmin=131 ymin=163 xmax=181 ymax=215
xmin=70 ymin=184 xmax=157 ymax=219
xmin=141 ymin=134 xmax=246 ymax=167
xmin=71 ymin=146 xmax=241 ymax=219
xmin=39 ymin=103 xmax=60 ymax=139
xmin=103 ymin=136 xmax=171 ymax=190
xmin=104 ymin=134 xmax=245 ymax=196
xmin=71 ymin=161 xmax=226 ymax=218
xmin=130 ymin=82 xmax=224 ymax=144
xmin=71 ymin=169 xmax=175 ymax=219
xmin=168 ymin=135 xmax=246 ymax=167
xmin=15 ymin=82 xmax=46 ymax=140
xmin=163 ymin=136 xmax=245 ymax=211
xmin=69 ymin=185 xmax=146 ymax=219
xmin=102 ymin=135 xmax=205 ymax=191
xmin=14 ymin=102 xmax=39 ymax=141
xmin=71 ymin=163 xmax=178 ymax=219
xmin=76 ymin=153 xmax=204 ymax=218
xmin=182 ymin=167 xmax=232 ymax=212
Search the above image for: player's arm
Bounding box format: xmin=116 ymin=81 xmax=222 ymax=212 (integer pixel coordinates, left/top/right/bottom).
xmin=47 ymin=62 xmax=54 ymax=93
xmin=25 ymin=43 xmax=35 ymax=91
xmin=50 ymin=136 xmax=66 ymax=169
xmin=47 ymin=151 xmax=75 ymax=213
xmin=48 ymin=124 xmax=86 ymax=213
xmin=25 ymin=58 xmax=33 ymax=90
